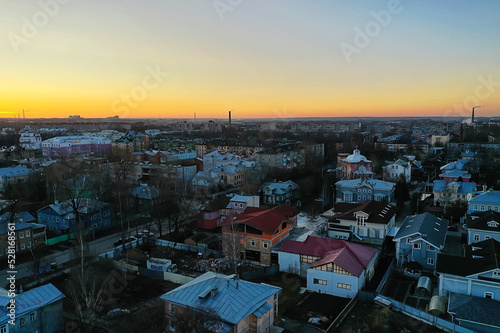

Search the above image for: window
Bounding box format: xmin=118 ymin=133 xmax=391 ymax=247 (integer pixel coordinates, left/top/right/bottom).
xmin=413 ymin=243 xmax=421 ymax=249
xmin=27 ymin=241 xmax=31 ymax=248
xmin=250 ymin=240 xmax=256 ymax=247
xmin=29 ymin=312 xmax=36 ymax=321
xmin=474 ymin=205 xmax=478 ymax=210
xmin=427 ymin=258 xmax=434 ymax=265
xmin=21 ymin=243 xmax=25 ymax=250
xmin=300 ymin=255 xmax=319 ymax=264
xmin=169 ymin=318 xmax=176 ymax=331
xmin=313 ymin=278 xmax=327 ymax=285
xmin=337 ymin=283 xmax=351 ymax=290
xmin=485 ymin=236 xmax=491 ymax=240
xmin=262 ymin=242 xmax=269 ymax=249
xmin=26 ymin=230 xmax=30 ymax=237
xmin=427 ymin=244 xmax=434 ymax=251
xmin=493 ymin=271 xmax=500 ymax=277
xmin=481 ymin=206 xmax=485 ymax=211
xmin=0 ymin=325 xmax=6 ymax=333
xmin=406 ymin=238 xmax=411 ymax=244
xmin=485 ymin=292 xmax=494 ymax=299
xmin=474 ymin=234 xmax=480 ymax=242
xmin=20 ymin=316 xmax=26 ymax=326
xmin=19 ymin=231 xmax=24 ymax=239
xmin=169 ymin=303 xmax=175 ymax=315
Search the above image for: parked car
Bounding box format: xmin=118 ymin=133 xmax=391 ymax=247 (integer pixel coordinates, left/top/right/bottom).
xmin=107 ymin=308 xmax=130 ymax=317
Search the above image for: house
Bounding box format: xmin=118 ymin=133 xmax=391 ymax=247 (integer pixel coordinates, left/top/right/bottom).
xmin=327 ymin=201 xmax=397 ymax=245
xmin=431 ymin=133 xmax=451 ymax=146
xmin=466 ymin=210 xmax=500 ymax=244
xmin=37 ymin=199 xmax=112 ymax=235
xmin=19 ymin=126 xmax=42 ymax=150
xmin=447 ymin=293 xmax=500 ymax=333
xmin=437 ymin=239 xmax=500 ymax=303
xmin=260 ymin=180 xmax=299 ymax=206
xmin=394 ymin=213 xmax=448 ymax=270
xmin=468 ymin=188 xmax=500 ymax=214
xmin=0 ymin=166 xmax=33 ymax=191
xmin=337 ymin=149 xmax=374 ymax=181
xmin=439 ymin=169 xmax=471 ymax=182
xmin=203 ymin=151 xmax=244 ymax=170
xmin=278 ymin=235 xmax=378 ymax=298
xmin=383 ymin=159 xmax=411 ymax=183
xmin=130 ymin=184 xmax=161 ymax=211
xmin=335 ymin=178 xmax=395 ymax=204
xmin=0 ymin=212 xmax=46 ymax=257
xmin=432 ymin=180 xmax=476 ymax=205
xmin=159 ymin=272 xmax=281 ymax=333
xmin=0 ymin=283 xmax=65 ymax=333
xmin=228 ymin=195 xmax=260 ymax=214
xmin=42 ymin=136 xmax=112 ymax=158
xmin=197 ymin=196 xmax=231 ymax=230
xmin=220 ymin=204 xmax=297 ymax=266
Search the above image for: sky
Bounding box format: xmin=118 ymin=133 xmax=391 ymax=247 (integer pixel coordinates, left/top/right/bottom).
xmin=1 ymin=0 xmax=500 ymax=119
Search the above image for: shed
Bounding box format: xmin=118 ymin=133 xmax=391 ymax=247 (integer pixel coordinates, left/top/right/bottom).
xmin=416 ymin=276 xmax=432 ymax=297
xmin=428 ymin=295 xmax=447 ymax=317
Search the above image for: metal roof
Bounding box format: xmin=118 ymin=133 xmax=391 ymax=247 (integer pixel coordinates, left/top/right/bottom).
xmin=394 ymin=213 xmax=448 ymax=248
xmin=336 ymin=178 xmax=395 ymax=191
xmin=0 ymin=166 xmax=32 ymax=178
xmin=159 ymin=272 xmax=280 ymax=325
xmin=0 ymin=283 xmax=65 ymax=325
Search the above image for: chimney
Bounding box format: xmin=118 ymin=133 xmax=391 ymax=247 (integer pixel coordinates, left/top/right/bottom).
xmin=228 ymin=110 xmax=232 ymax=127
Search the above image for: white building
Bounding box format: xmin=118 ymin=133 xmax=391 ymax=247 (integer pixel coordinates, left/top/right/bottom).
xmin=19 ymin=126 xmax=41 ymax=150
xmin=383 ymin=159 xmax=411 ymax=183
xmin=278 ymin=236 xmax=378 ymax=298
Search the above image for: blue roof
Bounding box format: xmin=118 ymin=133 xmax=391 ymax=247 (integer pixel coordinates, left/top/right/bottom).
xmin=433 ymin=180 xmax=476 ymax=194
xmin=159 ymin=272 xmax=280 ymax=325
xmin=0 ymin=283 xmax=65 ymax=325
xmin=131 ymin=184 xmax=161 ymax=200
xmin=439 ymin=169 xmax=471 ymax=178
xmin=336 ymin=179 xmax=395 ymax=191
xmin=0 ymin=165 xmax=32 ymax=178
xmin=394 ymin=212 xmax=448 ymax=248
xmin=470 ymin=190 xmax=500 ymax=205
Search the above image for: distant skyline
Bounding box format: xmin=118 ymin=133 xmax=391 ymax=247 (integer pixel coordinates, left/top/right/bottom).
xmin=2 ymin=1 xmax=500 ymax=119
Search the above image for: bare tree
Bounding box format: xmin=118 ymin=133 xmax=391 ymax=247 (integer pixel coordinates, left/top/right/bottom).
xmin=172 ymin=306 xmax=222 ymax=333
xmin=221 ymin=217 xmax=245 ymax=275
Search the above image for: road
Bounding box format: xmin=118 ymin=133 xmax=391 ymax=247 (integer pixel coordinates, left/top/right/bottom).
xmin=0 ymin=223 xmax=157 ymax=286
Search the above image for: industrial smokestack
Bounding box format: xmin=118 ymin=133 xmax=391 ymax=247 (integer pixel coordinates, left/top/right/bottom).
xmin=229 ymin=110 xmax=232 ymax=127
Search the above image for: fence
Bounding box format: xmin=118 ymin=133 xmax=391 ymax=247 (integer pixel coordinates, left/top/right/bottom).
xmin=387 ymin=297 xmax=474 ymax=333
xmin=326 ymin=294 xmax=359 ymax=333
xmin=46 ymin=232 xmax=76 ymax=246
xmin=112 ymin=260 xmax=193 ymax=285
xmin=376 ymin=258 xmax=395 ymax=294
xmin=149 ymin=238 xmax=222 ymax=257
xmin=241 ymin=265 xmax=279 ymax=280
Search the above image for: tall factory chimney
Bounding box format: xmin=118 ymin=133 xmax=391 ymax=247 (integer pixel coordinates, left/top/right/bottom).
xmin=228 ymin=110 xmax=232 ymax=127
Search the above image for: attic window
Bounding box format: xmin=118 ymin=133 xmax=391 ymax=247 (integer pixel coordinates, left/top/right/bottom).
xmin=433 ymin=228 xmax=439 ymax=232
xmin=487 ymin=221 xmax=499 ymax=228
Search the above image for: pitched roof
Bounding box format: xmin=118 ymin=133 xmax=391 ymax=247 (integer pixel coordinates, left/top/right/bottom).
xmin=159 ymin=272 xmax=280 ymax=325
xmin=0 ymin=165 xmax=32 ymax=178
xmin=0 ymin=283 xmax=65 ymax=325
xmin=219 ymin=204 xmax=296 ymax=234
xmin=394 ymin=213 xmax=448 ymax=248
xmin=342 ymin=149 xmax=371 ymax=163
xmin=331 ymin=200 xmax=397 ymax=225
xmin=131 ymin=184 xmax=161 ymax=200
xmin=470 ymin=189 xmax=500 ymax=205
xmin=335 ymin=178 xmax=395 ymax=191
xmin=439 ymin=169 xmax=471 ymax=179
xmin=448 ymin=292 xmax=500 ymax=328
xmin=261 ymin=180 xmax=299 ymax=192
xmin=466 ymin=211 xmax=500 ymax=231
xmin=437 ymin=239 xmax=500 ymax=276
xmin=432 ymin=180 xmax=476 ymax=194
xmin=278 ymin=235 xmax=378 ymax=277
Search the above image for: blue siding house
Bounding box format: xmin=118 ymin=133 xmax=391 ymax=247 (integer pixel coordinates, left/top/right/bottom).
xmin=335 ymin=179 xmax=395 ymax=204
xmin=0 ymin=283 xmax=65 ymax=333
xmin=437 ymin=239 xmax=500 ymax=302
xmin=466 ymin=211 xmax=500 ymax=244
xmin=468 ymin=189 xmax=500 ymax=214
xmin=37 ymin=199 xmax=112 ymax=235
xmin=394 ymin=213 xmax=448 ymax=270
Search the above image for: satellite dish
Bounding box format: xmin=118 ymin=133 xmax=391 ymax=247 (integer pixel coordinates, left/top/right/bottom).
xmin=467 ymin=193 xmax=472 ymax=201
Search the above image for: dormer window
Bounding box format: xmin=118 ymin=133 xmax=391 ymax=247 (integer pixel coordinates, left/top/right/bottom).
xmin=487 ymin=221 xmax=499 ymax=228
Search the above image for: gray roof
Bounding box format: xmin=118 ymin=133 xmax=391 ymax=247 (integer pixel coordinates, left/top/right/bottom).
xmin=159 ymin=272 xmax=280 ymax=325
xmin=261 ymin=180 xmax=299 ymax=192
xmin=394 ymin=213 xmax=448 ymax=248
xmin=432 ymin=180 xmax=476 ymax=194
xmin=0 ymin=283 xmax=65 ymax=325
xmin=448 ymin=292 xmax=500 ymax=328
xmin=131 ymin=184 xmax=161 ymax=200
